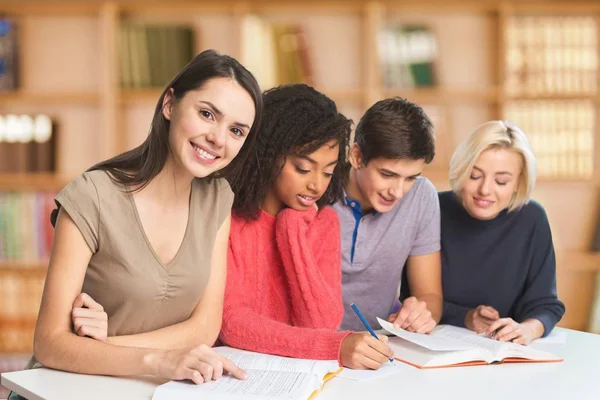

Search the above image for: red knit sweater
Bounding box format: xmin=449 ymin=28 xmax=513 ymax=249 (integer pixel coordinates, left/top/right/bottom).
xmin=220 ymin=206 xmax=351 ymax=361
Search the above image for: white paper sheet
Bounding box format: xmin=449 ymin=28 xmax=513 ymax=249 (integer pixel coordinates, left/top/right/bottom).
xmin=335 ymin=360 xmax=413 ymax=381
xmin=433 ymin=325 xmax=507 ymax=353
xmin=377 ymin=318 xmax=476 ymax=351
xmin=214 ymin=347 xmax=328 ymax=373
xmin=153 ymin=369 xmax=316 ymax=400
xmin=531 ymin=329 xmax=567 ymax=345
xmin=152 ymin=348 xmax=339 ymax=400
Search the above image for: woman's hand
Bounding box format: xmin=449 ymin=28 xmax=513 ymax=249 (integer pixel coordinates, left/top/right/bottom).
xmin=71 ymin=293 xmax=108 ymax=342
xmin=147 ymin=344 xmax=248 ymax=384
xmin=465 ymin=305 xmax=499 ymax=334
xmin=485 ymin=317 xmax=538 ymax=345
xmin=339 ymin=332 xmax=394 ymax=370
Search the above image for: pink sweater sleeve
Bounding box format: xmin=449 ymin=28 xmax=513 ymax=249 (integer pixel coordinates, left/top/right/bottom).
xmin=220 ymin=217 xmax=351 ymax=362
xmin=275 ymin=207 xmax=345 ymax=330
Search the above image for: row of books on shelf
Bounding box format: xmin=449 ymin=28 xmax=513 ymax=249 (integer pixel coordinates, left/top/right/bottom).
xmin=504 ymin=100 xmax=594 ymax=178
xmin=241 ymin=15 xmax=313 ymax=89
xmin=0 ymin=114 xmax=56 ymax=173
xmin=5 ymin=15 xmax=599 ymax=95
xmin=119 ymin=23 xmax=195 ymax=89
xmin=505 ymin=16 xmax=598 ymax=96
xmin=1 ymin=318 xmax=38 ymax=353
xmin=0 ymin=16 xmax=17 ymax=91
xmin=378 ymin=25 xmax=437 ymax=88
xmin=0 ymin=267 xmax=45 ymax=355
xmin=0 ymin=268 xmax=44 ymax=321
xmin=0 ymin=191 xmax=55 ymax=262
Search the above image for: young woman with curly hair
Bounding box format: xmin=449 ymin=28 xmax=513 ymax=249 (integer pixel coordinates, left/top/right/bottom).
xmin=220 ymin=84 xmax=394 ymax=368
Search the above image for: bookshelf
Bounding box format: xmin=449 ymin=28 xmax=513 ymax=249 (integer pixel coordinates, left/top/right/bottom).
xmin=0 ymin=261 xmax=47 ymax=272
xmin=0 ymin=0 xmax=599 ymax=358
xmin=0 ymin=173 xmax=68 ymax=191
xmin=383 ymin=87 xmax=499 ymax=104
xmin=119 ymin=87 xmax=364 ymax=105
xmin=0 ymin=91 xmax=100 ymax=106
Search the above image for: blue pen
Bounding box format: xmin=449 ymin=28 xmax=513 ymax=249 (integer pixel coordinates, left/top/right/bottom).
xmin=350 ymin=302 xmax=394 ymax=363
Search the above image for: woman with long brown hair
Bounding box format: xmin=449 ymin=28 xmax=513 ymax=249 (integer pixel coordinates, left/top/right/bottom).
xmin=20 ymin=49 xmax=262 ymax=387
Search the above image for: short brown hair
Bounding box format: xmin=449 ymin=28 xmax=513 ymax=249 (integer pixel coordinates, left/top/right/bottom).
xmin=354 ymin=97 xmax=435 ymax=164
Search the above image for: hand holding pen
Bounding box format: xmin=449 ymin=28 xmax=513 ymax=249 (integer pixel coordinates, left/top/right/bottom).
xmin=338 ymin=302 xmax=395 ymax=370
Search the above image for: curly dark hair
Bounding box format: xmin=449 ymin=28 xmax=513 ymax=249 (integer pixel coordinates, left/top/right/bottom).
xmin=232 ymin=84 xmax=352 ymax=220
xmin=355 ymin=97 xmax=435 ymax=164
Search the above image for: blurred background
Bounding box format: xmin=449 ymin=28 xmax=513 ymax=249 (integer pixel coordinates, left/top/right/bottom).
xmin=0 ymin=0 xmax=599 ymax=393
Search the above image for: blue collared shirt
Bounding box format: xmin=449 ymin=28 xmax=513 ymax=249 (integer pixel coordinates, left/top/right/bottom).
xmin=333 ymin=178 xmax=441 ymax=331
xmin=345 ymin=196 xmax=378 ymax=263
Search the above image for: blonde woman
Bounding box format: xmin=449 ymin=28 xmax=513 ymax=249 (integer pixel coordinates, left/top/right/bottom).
xmin=439 ymin=120 xmax=565 ymax=345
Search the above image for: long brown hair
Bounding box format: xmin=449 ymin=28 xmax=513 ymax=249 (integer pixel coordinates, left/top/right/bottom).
xmin=89 ymin=49 xmax=263 ymax=190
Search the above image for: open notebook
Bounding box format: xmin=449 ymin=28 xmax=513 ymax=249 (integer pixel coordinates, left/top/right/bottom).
xmin=377 ymin=318 xmax=563 ymax=369
xmin=152 ymin=347 xmax=341 ymax=400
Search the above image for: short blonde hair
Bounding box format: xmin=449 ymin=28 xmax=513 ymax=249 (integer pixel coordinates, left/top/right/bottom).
xmin=449 ymin=120 xmax=537 ymax=212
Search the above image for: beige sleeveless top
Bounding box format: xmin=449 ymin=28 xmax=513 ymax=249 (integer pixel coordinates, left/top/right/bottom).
xmin=55 ymin=170 xmax=233 ymax=335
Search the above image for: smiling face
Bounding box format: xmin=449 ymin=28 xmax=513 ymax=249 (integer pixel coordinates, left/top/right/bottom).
xmin=163 ymin=77 xmax=256 ymax=179
xmin=262 ymin=140 xmax=340 ymax=216
xmin=347 ymin=143 xmax=425 ymax=214
xmin=460 ymin=147 xmax=522 ymax=220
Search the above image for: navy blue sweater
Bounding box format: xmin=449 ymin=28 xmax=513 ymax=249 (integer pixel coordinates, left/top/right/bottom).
xmin=439 ymin=191 xmax=565 ymax=336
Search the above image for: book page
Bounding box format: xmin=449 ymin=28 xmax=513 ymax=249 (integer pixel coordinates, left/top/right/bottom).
xmin=432 ymin=325 xmax=561 ymax=362
xmin=431 ymin=325 xmax=507 ymax=355
xmin=152 ymin=348 xmax=340 ymax=400
xmin=378 ymin=318 xmax=476 ymax=351
xmin=498 ymin=344 xmax=560 ymax=361
xmin=388 ymin=337 xmax=493 ymax=368
xmin=153 ymin=369 xmax=320 ymax=400
xmin=215 ymin=347 xmax=338 ymax=376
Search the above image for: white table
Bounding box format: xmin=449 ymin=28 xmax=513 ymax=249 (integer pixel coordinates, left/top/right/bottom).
xmin=2 ymin=328 xmax=600 ymax=400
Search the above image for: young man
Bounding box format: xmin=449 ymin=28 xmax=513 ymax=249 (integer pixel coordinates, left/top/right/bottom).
xmin=333 ymin=97 xmax=443 ymax=359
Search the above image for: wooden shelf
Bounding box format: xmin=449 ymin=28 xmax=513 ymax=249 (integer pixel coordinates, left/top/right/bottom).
xmin=119 ymin=0 xmax=365 ymax=13
xmin=0 ymin=259 xmax=48 ymax=270
xmin=503 ymin=93 xmax=598 ymax=102
xmin=536 ymin=177 xmax=596 ymax=185
xmin=504 ymin=1 xmax=600 ymax=14
xmin=0 ymin=261 xmax=48 ymax=271
xmin=0 ymin=1 xmax=101 ymax=15
xmin=248 ymin=0 xmax=364 ymax=13
xmin=320 ymin=88 xmax=364 ymax=103
xmin=119 ymin=87 xmax=364 ymax=106
xmin=119 ymin=88 xmax=163 ymax=105
xmin=383 ymin=87 xmax=499 ymax=104
xmin=383 ymin=0 xmax=500 ymax=12
xmin=119 ymin=1 xmax=232 ymax=13
xmin=3 ymin=0 xmax=599 ymax=17
xmin=0 ymin=91 xmax=100 ymax=106
xmin=0 ymin=317 xmax=37 ymax=328
xmin=557 ymin=251 xmax=600 ymax=272
xmin=0 ymin=173 xmax=70 ymax=191
xmin=0 ymin=317 xmax=36 ymax=354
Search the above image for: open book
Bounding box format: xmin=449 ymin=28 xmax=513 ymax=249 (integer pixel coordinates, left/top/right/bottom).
xmin=377 ymin=318 xmax=563 ymax=369
xmin=152 ymin=347 xmax=341 ymax=400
